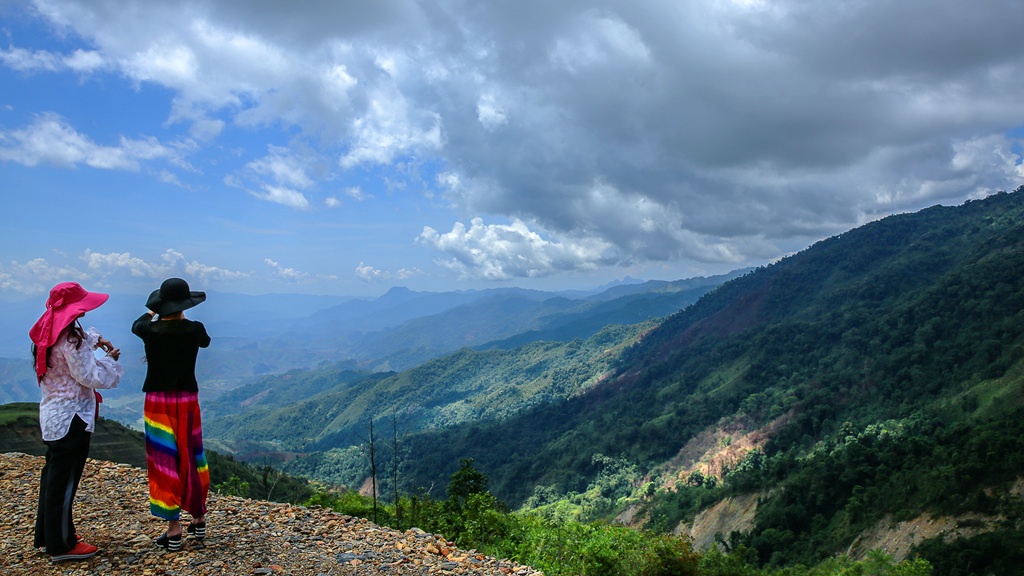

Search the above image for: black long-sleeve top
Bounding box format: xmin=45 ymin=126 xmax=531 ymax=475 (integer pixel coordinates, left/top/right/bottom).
xmin=132 ymin=313 xmax=211 ymax=393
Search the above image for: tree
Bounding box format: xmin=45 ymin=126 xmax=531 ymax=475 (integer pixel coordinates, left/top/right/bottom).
xmin=354 ymin=418 xmax=380 ymax=523
xmin=437 ymin=458 xmax=510 ymax=548
xmin=447 ymin=457 xmax=488 ymax=509
xmin=388 ymin=407 xmax=408 ymax=525
xmin=215 ymin=475 xmax=249 ymax=497
xmin=258 ymin=458 xmax=283 ymax=501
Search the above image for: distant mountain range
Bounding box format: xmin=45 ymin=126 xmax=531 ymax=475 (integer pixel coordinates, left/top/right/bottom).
xmin=0 ymin=271 xmax=745 ymax=423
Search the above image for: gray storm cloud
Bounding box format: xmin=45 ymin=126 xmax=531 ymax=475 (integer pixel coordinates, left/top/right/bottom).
xmin=8 ymin=0 xmax=1024 ymax=278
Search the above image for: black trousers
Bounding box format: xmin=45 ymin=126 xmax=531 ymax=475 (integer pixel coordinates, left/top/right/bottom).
xmin=34 ymin=415 xmax=91 ymax=555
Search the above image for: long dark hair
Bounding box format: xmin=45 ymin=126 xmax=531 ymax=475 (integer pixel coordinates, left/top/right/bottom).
xmin=31 ymin=321 xmax=85 ymax=370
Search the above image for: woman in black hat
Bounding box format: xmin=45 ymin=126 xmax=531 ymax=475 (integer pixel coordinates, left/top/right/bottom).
xmin=132 ymin=277 xmax=211 ymax=552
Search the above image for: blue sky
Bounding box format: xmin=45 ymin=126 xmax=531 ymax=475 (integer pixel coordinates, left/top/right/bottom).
xmin=2 ymin=0 xmax=1023 ymax=299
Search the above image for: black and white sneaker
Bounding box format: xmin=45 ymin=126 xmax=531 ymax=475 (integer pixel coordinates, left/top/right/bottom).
xmin=156 ymin=532 xmax=182 ymax=552
xmin=187 ymin=521 xmax=206 ymax=540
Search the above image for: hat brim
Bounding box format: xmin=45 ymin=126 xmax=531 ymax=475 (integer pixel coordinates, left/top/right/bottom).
xmin=146 ymin=289 xmax=206 ymax=315
xmin=56 ymin=291 xmax=109 ymax=334
xmin=75 ymin=291 xmax=110 ymax=314
xmin=29 ymin=291 xmax=109 ymax=348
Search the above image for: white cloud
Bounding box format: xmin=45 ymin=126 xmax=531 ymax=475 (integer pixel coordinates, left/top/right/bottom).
xmin=63 ymin=49 xmax=107 ymax=72
xmin=476 ymin=93 xmax=507 ymax=130
xmin=339 ymin=85 xmax=444 ymax=169
xmin=264 ymin=258 xmax=305 ymax=281
xmin=81 ymin=250 xmax=161 ymax=277
xmin=343 ymin=186 xmax=371 ymax=201
xmin=158 ymin=170 xmax=185 ymax=187
xmin=0 ymin=46 xmax=62 ymax=71
xmin=188 ymin=117 xmax=225 ymax=141
xmin=355 ymin=262 xmax=385 ymax=281
xmin=233 ymin=146 xmax=322 ymax=209
xmin=355 ymin=262 xmax=419 ymax=282
xmin=162 ymin=250 xmax=249 ymax=282
xmin=417 ymin=218 xmax=615 ymax=280
xmin=315 ymin=185 xmax=371 ymax=208
xmin=550 ymin=12 xmax=651 ymax=73
xmin=0 ymin=257 xmax=90 ymax=294
xmin=265 ymin=257 xmax=338 ymax=283
xmin=245 ymin=146 xmax=315 ymax=190
xmin=950 ymin=135 xmax=1024 ymax=182
xmin=249 ymin=185 xmax=311 ymax=209
xmin=319 ymin=63 xmax=358 ymax=112
xmin=0 ymin=113 xmax=179 ymax=170
xmin=84 ymin=248 xmax=249 ymax=282
xmin=0 ymin=249 xmax=250 ymax=295
xmin=0 ymin=45 xmax=109 ymax=73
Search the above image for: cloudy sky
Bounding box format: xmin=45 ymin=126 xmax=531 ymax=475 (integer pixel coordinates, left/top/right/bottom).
xmin=2 ymin=0 xmax=1023 ymax=298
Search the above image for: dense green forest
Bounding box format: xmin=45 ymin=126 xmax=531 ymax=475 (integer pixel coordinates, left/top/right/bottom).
xmin=308 ymin=458 xmax=935 ymax=576
xmin=203 ymin=320 xmax=656 ymax=458
xmin=393 ymin=190 xmax=1024 ymax=571
xmin=203 ymin=189 xmax=1024 ymax=573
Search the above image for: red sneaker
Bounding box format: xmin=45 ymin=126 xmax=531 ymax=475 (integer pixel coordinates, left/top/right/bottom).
xmin=49 ymin=541 xmax=98 ymax=562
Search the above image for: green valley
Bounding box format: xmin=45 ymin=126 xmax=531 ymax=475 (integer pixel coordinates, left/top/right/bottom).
xmin=201 ymin=188 xmax=1024 ymax=573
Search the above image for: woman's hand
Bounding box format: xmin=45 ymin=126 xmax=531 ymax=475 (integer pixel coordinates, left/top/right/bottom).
xmin=97 ymin=337 xmax=120 ymax=360
xmin=97 ymin=337 xmax=114 ymax=352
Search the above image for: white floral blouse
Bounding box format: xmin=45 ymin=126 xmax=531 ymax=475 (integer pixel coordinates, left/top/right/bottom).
xmin=38 ymin=326 xmax=123 ymax=442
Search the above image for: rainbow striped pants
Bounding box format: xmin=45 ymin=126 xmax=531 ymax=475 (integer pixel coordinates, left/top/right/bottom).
xmin=144 ymin=391 xmax=209 ymax=521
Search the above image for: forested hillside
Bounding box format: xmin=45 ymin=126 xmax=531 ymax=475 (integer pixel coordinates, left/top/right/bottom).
xmin=336 ymin=273 xmax=743 ymax=371
xmin=203 ymin=321 xmax=656 ymax=461
xmin=385 ymin=190 xmax=1024 ymax=571
xmin=283 ymin=189 xmax=1024 ymax=571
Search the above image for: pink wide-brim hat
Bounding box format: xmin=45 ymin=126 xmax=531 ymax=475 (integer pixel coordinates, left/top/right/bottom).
xmin=29 ymin=282 xmax=109 ymax=380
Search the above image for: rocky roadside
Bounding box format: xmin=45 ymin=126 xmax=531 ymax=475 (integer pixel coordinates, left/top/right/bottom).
xmin=1 ymin=452 xmax=543 ymax=576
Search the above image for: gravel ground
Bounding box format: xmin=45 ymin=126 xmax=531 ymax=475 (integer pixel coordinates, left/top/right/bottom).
xmin=1 ymin=452 xmax=542 ymax=576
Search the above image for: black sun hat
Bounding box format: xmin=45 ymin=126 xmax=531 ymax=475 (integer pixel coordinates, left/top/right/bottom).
xmin=146 ymin=277 xmax=206 ymax=316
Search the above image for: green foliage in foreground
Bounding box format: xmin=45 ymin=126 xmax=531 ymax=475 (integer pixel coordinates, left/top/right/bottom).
xmin=308 ymin=458 xmax=702 ymax=576
xmin=306 ymin=459 xmax=933 ymax=576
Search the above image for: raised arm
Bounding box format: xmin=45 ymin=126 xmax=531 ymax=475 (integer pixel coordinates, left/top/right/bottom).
xmin=63 ymin=328 xmax=124 ymax=390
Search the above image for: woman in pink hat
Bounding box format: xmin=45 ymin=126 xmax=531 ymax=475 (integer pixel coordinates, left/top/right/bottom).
xmin=29 ymin=282 xmax=123 ymax=562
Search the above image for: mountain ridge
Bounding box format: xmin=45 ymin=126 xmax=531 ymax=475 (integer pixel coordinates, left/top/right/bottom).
xmin=232 ymin=188 xmax=1024 ymax=570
